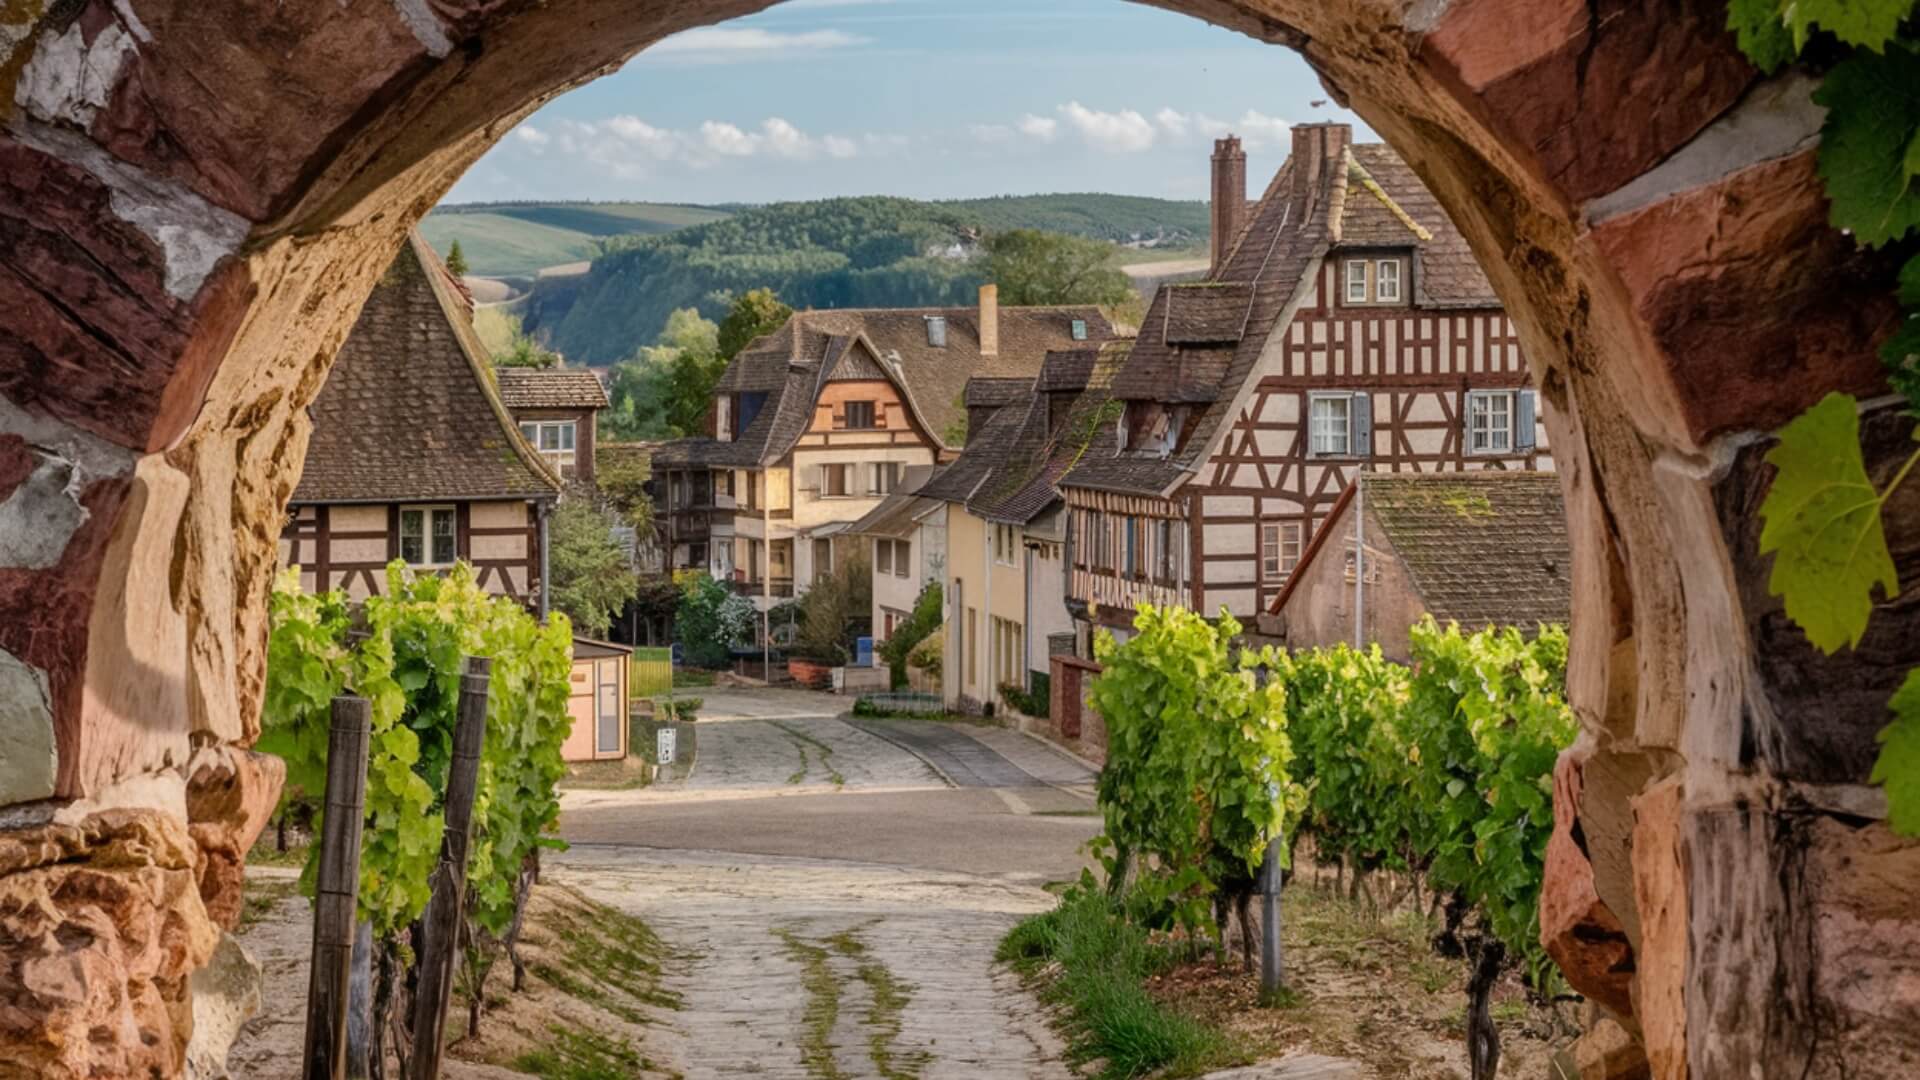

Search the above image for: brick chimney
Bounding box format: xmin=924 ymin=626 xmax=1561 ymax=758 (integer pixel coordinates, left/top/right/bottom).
xmin=1210 ymin=136 xmax=1246 ymax=276
xmin=1289 ymin=122 xmax=1352 ymax=207
xmin=978 ymin=283 xmax=999 ymax=358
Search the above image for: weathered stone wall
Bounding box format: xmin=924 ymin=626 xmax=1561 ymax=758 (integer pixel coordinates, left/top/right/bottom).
xmin=0 ymin=0 xmax=1914 ymax=1075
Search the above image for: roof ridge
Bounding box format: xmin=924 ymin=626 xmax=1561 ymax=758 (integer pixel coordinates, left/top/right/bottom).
xmin=1344 ymin=151 xmax=1433 ymax=243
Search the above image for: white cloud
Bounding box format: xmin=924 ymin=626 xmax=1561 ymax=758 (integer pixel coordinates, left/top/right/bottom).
xmin=1058 ymin=101 xmax=1156 ymax=153
xmin=700 ymin=120 xmax=759 ymax=157
xmin=506 ymin=114 xmax=871 ymax=178
xmin=1153 ymin=108 xmax=1189 ymax=138
xmin=1017 ymin=114 xmax=1058 ymax=141
xmin=512 ymin=124 xmax=550 ymax=150
xmin=1235 ymin=109 xmax=1291 ymax=149
xmin=823 ymin=134 xmax=859 ymax=159
xmin=647 ymin=27 xmax=869 ymax=63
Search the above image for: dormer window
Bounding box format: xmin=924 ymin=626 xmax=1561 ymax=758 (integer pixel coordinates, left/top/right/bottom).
xmin=926 ymin=316 xmax=947 ymax=347
xmin=1126 ymin=403 xmax=1184 ymax=457
xmin=1341 ymin=256 xmax=1408 ymax=306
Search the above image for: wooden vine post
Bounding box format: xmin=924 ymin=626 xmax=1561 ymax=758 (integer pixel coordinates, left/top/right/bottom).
xmin=303 ymin=696 xmax=373 ymax=1080
xmin=1258 ymin=836 xmax=1284 ymax=997
xmin=409 ymin=656 xmax=492 ymax=1080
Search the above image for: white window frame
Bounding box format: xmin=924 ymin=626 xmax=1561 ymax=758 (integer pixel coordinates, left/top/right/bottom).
xmin=1467 ymin=390 xmax=1515 ymax=454
xmin=519 ymin=420 xmax=577 ymax=470
xmin=1308 ymin=393 xmax=1352 ymax=457
xmin=399 ymin=504 xmax=457 ymax=568
xmin=1375 ymin=258 xmax=1402 ymax=302
xmin=1344 ymin=259 xmax=1369 ymax=304
xmin=1262 ymin=521 xmax=1304 ymax=579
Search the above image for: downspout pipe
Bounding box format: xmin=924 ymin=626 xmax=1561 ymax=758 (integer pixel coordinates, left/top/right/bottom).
xmin=538 ymin=498 xmax=552 ymax=622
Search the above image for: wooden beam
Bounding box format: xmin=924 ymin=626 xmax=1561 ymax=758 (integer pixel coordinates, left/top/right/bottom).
xmin=302 ymin=697 xmax=371 ymax=1080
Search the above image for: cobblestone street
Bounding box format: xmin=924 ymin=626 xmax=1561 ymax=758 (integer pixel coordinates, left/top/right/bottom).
xmin=551 ymin=689 xmax=1103 ymax=1078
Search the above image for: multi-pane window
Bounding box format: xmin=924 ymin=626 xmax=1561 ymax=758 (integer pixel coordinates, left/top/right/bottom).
xmin=1345 ymin=260 xmax=1369 ymax=304
xmin=1468 ymin=391 xmax=1514 ymax=453
xmin=1309 ymin=395 xmax=1351 ymax=456
xmin=519 ymin=421 xmax=577 ymax=473
xmin=844 ymin=401 xmax=876 ymax=429
xmin=870 ymin=461 xmax=901 ymax=495
xmin=1261 ymin=522 xmax=1303 ymax=579
xmin=1341 ymin=258 xmax=1407 ymax=305
xmin=1376 ymin=259 xmax=1401 ymax=302
xmin=399 ymin=506 xmax=457 ymax=567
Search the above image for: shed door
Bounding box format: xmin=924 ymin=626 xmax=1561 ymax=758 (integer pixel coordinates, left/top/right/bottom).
xmin=596 ymin=659 xmax=622 ymax=754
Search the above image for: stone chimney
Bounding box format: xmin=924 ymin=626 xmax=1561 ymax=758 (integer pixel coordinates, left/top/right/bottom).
xmin=1289 ymin=122 xmax=1352 ymax=207
xmin=978 ymin=283 xmax=999 ymax=358
xmin=1210 ymin=136 xmax=1247 ymax=276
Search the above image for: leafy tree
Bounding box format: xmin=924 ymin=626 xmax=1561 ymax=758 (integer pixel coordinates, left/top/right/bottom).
xmin=547 ymin=498 xmax=638 ymax=638
xmin=595 ymin=454 xmax=654 ymax=534
xmin=878 ymin=582 xmax=942 ymax=690
xmin=981 ymin=229 xmax=1136 ymax=307
xmin=717 ymin=287 xmax=793 ymax=360
xmin=601 ymin=308 xmax=724 ymax=440
xmin=494 ymin=324 xmax=560 ymax=369
xmin=795 ymin=547 xmax=872 ymax=664
xmin=446 ymin=239 xmax=469 ymax=277
xmin=676 ymin=571 xmax=755 ymax=668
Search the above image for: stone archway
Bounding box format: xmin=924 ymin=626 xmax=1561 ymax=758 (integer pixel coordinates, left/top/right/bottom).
xmin=1 ymin=1 xmax=1914 ymax=1075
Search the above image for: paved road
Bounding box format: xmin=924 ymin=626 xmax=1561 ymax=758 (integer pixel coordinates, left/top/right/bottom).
xmin=549 ymin=687 xmax=1103 ymax=1079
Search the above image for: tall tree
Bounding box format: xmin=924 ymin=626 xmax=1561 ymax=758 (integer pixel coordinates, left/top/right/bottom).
xmin=546 ymin=498 xmax=639 ymax=639
xmin=980 ymin=229 xmax=1135 ymax=307
xmin=600 ymin=308 xmax=724 ymax=441
xmin=717 ymin=288 xmax=793 ymax=360
xmin=446 ymin=239 xmax=469 ymax=277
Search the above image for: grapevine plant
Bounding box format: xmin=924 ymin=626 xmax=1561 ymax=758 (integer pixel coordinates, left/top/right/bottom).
xmin=259 ymin=562 xmax=574 ymax=1068
xmin=1728 ymin=0 xmax=1920 ymax=834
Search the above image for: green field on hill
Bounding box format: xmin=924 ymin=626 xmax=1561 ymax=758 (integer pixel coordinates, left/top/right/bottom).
xmin=421 ymin=202 xmax=733 ymax=277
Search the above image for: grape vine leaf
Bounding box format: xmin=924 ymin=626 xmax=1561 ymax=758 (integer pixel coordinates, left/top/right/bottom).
xmin=1726 ymin=0 xmax=1796 ymax=72
xmin=1814 ymin=42 xmax=1920 ymax=248
xmin=1784 ymin=0 xmax=1916 ymax=51
xmin=1758 ymin=393 xmax=1900 ymax=653
xmin=1870 ymin=668 xmax=1920 ymax=836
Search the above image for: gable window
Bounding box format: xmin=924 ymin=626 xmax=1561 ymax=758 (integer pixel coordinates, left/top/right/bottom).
xmin=1341 ymin=257 xmax=1408 ymax=306
xmin=399 ymin=505 xmax=457 ymax=567
xmin=1261 ymin=522 xmax=1303 ymax=579
xmin=1344 ymin=260 xmax=1369 ymax=304
xmin=518 ymin=420 xmax=577 ymax=472
xmin=1310 ymin=394 xmax=1351 ymax=456
xmin=844 ymin=401 xmax=876 ymax=429
xmin=1376 ymin=259 xmax=1402 ymax=302
xmin=1468 ymin=391 xmax=1514 ymax=454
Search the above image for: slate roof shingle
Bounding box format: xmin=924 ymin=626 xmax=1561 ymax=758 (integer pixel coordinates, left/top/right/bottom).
xmin=1315 ymin=472 xmax=1570 ymax=629
xmin=496 ymin=367 xmax=610 ymax=411
xmin=293 ymin=233 xmax=560 ymax=504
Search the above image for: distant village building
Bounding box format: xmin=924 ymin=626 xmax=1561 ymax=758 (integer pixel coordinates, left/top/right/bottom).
xmin=1267 ymin=472 xmax=1570 ymax=660
xmin=918 ymin=346 xmax=1125 ymax=712
xmin=497 ymin=367 xmax=609 ymax=486
xmin=279 ymin=232 xmax=562 ymax=609
xmin=676 ymin=288 xmax=1117 ymax=618
xmin=845 ymin=465 xmax=945 ymax=642
xmin=1059 ymin=124 xmax=1550 ymax=649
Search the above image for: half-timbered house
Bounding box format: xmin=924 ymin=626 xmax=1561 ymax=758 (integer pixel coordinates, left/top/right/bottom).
xmin=280 ymin=232 xmax=562 ymax=609
xmin=497 ymin=367 xmax=608 ymax=485
xmin=1059 ymin=124 xmax=1550 ymax=644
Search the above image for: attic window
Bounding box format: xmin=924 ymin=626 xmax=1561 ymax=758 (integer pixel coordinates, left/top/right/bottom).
xmin=926 ymin=316 xmax=948 ymax=347
xmin=1071 ymin=319 xmax=1088 ymax=341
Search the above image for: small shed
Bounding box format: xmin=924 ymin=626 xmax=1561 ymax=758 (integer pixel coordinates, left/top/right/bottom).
xmin=563 ymin=637 xmax=631 ymax=762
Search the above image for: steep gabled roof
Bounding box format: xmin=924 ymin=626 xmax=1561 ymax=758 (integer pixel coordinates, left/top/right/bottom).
xmin=918 ymin=390 xmax=1032 ymax=504
xmin=719 ymin=304 xmax=1120 ymax=457
xmin=1271 ymin=472 xmax=1570 ymax=629
xmin=968 ymin=345 xmax=1127 ymax=525
xmin=496 ymin=367 xmax=609 ymax=411
xmin=293 ymin=232 xmax=560 ymax=504
xmin=1063 ymin=125 xmax=1503 ymax=499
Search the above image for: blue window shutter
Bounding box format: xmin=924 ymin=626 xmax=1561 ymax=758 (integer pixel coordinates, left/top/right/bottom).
xmin=1516 ymin=389 xmax=1538 ymax=451
xmin=1350 ymin=392 xmax=1373 ymax=457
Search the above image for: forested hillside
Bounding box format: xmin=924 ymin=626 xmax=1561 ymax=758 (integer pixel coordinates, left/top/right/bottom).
xmin=515 ymin=194 xmax=1205 ymax=364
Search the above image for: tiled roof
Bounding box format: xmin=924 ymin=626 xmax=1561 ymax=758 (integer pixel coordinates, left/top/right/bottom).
xmin=644 ymin=437 xmax=730 ymax=469
xmin=967 ymin=346 xmax=1126 ymax=525
xmin=293 ymin=233 xmax=560 ymax=504
xmin=496 ymin=367 xmax=609 ymax=411
xmin=1064 ymin=125 xmax=1502 ymax=498
xmin=1279 ymin=472 xmax=1570 ymax=628
xmin=918 ymin=395 xmax=1030 ymax=504
xmin=964 ymin=377 xmax=1033 ymax=409
xmin=718 ymin=304 xmax=1118 ymax=457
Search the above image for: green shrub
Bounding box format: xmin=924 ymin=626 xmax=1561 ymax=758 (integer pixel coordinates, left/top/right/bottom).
xmin=878 ymin=583 xmax=942 ymax=690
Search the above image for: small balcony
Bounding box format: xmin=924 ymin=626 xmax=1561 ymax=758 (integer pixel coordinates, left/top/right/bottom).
xmin=730 ymin=576 xmax=794 ymax=599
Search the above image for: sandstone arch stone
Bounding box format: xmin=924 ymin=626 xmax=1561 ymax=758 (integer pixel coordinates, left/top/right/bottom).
xmin=0 ymin=1 xmax=1914 ymax=1076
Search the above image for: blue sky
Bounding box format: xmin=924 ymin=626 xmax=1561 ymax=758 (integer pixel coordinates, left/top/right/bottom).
xmin=444 ymin=0 xmax=1371 ymax=205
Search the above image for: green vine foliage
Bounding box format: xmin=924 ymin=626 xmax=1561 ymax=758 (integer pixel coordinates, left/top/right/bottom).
xmin=259 ymin=562 xmax=574 ymax=944
xmin=1729 ymin=0 xmax=1920 ymax=836
xmin=1088 ymin=609 xmax=1575 ymax=986
xmin=1088 ymin=606 xmax=1302 ymax=940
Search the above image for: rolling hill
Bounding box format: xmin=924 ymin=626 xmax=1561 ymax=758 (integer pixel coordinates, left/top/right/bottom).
xmin=420 ymin=201 xmax=733 ymax=277
xmin=490 ymin=193 xmax=1208 ymax=364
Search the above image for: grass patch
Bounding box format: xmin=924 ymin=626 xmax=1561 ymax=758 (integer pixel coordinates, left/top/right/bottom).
xmin=824 ymin=929 xmax=928 ymax=1080
xmin=246 ymin=833 xmax=312 ymax=869
xmin=560 ymin=758 xmax=654 ymax=791
xmin=774 ymin=927 xmax=846 ymax=1079
xmin=238 ymin=877 xmax=298 ymax=931
xmin=674 ymin=668 xmax=717 ymax=689
xmin=513 ymin=1023 xmax=660 ymax=1080
xmin=774 ymin=721 xmax=846 ymax=787
xmin=999 ymin=889 xmax=1240 ymax=1079
xmin=528 ymin=894 xmax=681 ymax=1024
